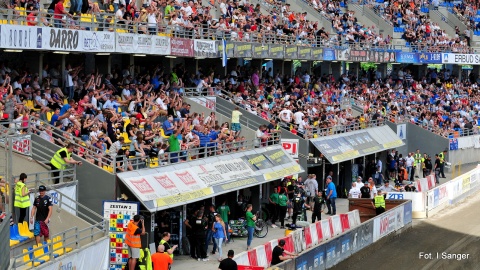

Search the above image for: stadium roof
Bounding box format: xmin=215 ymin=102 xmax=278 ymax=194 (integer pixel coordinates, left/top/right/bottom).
xmin=310 ymin=125 xmax=404 ymax=164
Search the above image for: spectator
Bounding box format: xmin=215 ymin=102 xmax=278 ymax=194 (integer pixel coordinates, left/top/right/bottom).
xmin=271 ymin=239 xmax=297 ymax=266
xmin=30 ymin=185 xmax=52 ymax=245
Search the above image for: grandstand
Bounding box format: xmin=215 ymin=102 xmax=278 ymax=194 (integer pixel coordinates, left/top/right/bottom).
xmin=0 ymin=0 xmax=480 ymax=268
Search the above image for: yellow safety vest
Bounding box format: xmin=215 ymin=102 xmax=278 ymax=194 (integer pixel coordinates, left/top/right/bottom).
xmin=125 ymin=221 xmax=142 ymax=248
xmin=50 ymin=147 xmax=71 ymax=170
xmin=374 ymin=195 xmax=386 ymax=209
xmin=160 ymin=239 xmax=174 ymax=259
xmin=414 ymin=153 xmax=422 ymax=165
xmin=439 ymin=152 xmax=444 ymax=164
xmin=14 ymin=181 xmax=30 ymax=208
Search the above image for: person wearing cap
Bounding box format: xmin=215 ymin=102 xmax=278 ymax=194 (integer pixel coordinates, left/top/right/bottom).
xmin=30 ymin=185 xmax=53 ymax=245
xmin=50 ymin=142 xmax=82 ymax=184
xmin=371 ymin=190 xmax=386 ymax=215
xmin=360 ymin=182 xmax=371 ymax=199
xmin=126 ymin=215 xmax=146 ymax=270
xmin=218 ymin=250 xmax=237 ymax=270
xmin=271 ymin=239 xmax=298 ymax=266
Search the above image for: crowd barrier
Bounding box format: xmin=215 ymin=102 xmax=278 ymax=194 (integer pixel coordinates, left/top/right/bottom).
xmin=265 ymin=201 xmax=412 ymax=270
xmin=234 ymin=210 xmax=362 ymax=268
xmin=386 ymin=165 xmax=480 ymax=218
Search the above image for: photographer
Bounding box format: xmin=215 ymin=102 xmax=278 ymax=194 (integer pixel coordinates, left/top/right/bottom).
xmin=126 ymin=215 xmax=146 ymax=270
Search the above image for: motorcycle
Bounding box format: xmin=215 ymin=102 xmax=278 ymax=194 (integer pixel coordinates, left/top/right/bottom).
xmin=229 ymin=211 xmax=268 ymax=238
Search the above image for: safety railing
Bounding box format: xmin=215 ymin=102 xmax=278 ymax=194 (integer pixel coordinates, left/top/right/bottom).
xmin=311 ymin=118 xmax=386 ymax=138
xmin=1 ymin=8 xmax=477 ymax=53
xmin=31 ymin=115 xmax=280 ymax=174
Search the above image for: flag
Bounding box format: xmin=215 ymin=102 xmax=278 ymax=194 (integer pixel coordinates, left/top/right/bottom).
xmin=222 ymin=39 xmax=227 ymax=67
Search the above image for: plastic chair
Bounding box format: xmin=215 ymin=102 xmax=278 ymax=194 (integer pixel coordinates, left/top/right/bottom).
xmin=11 ymin=224 xmax=28 ymax=242
xmin=23 ymin=248 xmax=41 ymax=267
xmin=42 ymin=241 xmax=60 ymax=258
xmin=53 ymin=236 xmax=73 ymax=255
xmin=32 ymin=244 xmax=50 ymax=263
xmin=10 ymin=239 xmax=19 ymax=247
xmin=19 ymin=221 xmax=34 ymax=239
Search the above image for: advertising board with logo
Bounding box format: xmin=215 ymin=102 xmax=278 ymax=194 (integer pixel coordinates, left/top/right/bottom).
xmin=234 ymin=42 xmax=252 ymax=58
xmin=115 ymin=33 xmax=170 ymax=54
xmin=298 ymin=47 xmax=312 ymax=60
xmin=217 ymin=40 xmax=234 ymax=57
xmin=395 ymin=52 xmax=419 ymax=63
xmin=194 ymin=39 xmax=217 ymax=58
xmin=443 ymin=53 xmax=480 ymax=65
xmin=44 ymin=28 xmax=115 ymax=52
xmin=252 ymin=43 xmax=269 ymax=58
xmin=0 ymin=25 xmax=42 ymax=50
xmin=269 ymin=44 xmax=284 ymax=59
xmin=418 ymin=52 xmax=442 ymax=63
xmin=285 ymin=45 xmax=298 ymax=59
xmin=281 ymin=139 xmax=299 ymax=158
xmin=311 ymin=47 xmax=324 ymax=61
xmin=170 ymin=37 xmax=194 ymax=57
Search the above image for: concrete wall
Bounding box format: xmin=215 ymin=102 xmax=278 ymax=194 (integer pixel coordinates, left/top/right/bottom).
xmin=405 ymin=123 xmax=449 ymax=157
xmin=31 ymin=135 xmax=116 ymax=217
xmin=184 ymin=97 xmax=257 ymax=140
xmin=448 ymin=147 xmax=479 ymax=166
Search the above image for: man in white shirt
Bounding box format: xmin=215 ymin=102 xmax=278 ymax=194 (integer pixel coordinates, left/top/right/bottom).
xmin=180 ymin=1 xmax=193 ymax=17
xmin=348 ymin=182 xmax=361 ymax=198
xmin=304 ymin=174 xmax=318 ymax=208
xmin=293 ymin=110 xmax=304 ymax=125
xmin=219 ymin=0 xmax=227 ymax=18
xmin=121 ymin=85 xmax=131 ymax=101
xmin=279 ymin=108 xmax=293 ymax=125
xmin=115 ymin=4 xmax=125 ymax=22
xmin=405 ymin=152 xmax=415 ymax=181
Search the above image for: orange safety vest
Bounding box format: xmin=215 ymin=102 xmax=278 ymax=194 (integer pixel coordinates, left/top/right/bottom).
xmin=125 ymin=221 xmax=142 ymax=248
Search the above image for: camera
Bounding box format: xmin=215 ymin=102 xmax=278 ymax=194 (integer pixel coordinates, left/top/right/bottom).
xmin=139 ymin=215 xmax=144 ymax=220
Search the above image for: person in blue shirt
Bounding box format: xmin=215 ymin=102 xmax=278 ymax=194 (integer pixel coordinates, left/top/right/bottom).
xmin=325 ymin=176 xmax=337 ymax=215
xmin=162 ymin=116 xmax=175 ymax=136
xmin=60 ymin=99 xmax=74 ymax=116
xmin=192 ymin=126 xmax=212 ymax=159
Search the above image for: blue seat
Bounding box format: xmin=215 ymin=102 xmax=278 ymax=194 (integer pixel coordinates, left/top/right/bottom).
xmin=340 ymin=2 xmax=345 ymax=7
xmin=405 ymin=42 xmax=410 ymax=47
xmin=43 ymin=241 xmax=60 ymax=258
xmin=27 ymin=247 xmax=46 ymax=264
xmin=11 ymin=224 xmax=28 ymax=242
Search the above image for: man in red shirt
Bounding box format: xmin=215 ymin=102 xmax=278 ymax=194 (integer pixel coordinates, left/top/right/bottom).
xmin=26 ymin=7 xmax=38 ymax=26
xmin=151 ymin=245 xmax=173 ymax=270
xmin=54 ymin=0 xmax=73 ymax=28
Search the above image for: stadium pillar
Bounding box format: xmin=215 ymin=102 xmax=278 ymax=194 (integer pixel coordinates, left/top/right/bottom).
xmin=39 ymin=53 xmax=44 ymax=80
xmin=85 ymin=54 xmax=95 ymax=74
xmin=456 ymin=65 xmax=462 ymax=81
xmin=377 ymin=63 xmax=387 ymax=79
xmin=129 ymin=55 xmax=135 ymax=77
xmin=331 ymin=61 xmax=341 ymax=80
xmin=472 ymin=65 xmax=480 ymax=80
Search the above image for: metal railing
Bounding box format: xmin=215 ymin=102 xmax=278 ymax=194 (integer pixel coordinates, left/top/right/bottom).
xmin=311 ymin=118 xmax=385 ymax=138
xmin=1 ymin=8 xmax=478 ymax=52
xmin=31 ymin=114 xmax=280 ymax=174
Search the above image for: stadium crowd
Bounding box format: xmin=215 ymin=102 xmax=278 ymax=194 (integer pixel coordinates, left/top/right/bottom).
xmin=0 ymin=56 xmax=478 ymax=172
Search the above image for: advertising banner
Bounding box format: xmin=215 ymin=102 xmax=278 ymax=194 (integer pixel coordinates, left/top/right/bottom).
xmin=311 ymin=47 xmax=324 ymax=61
xmin=418 ymin=52 xmax=442 ymax=63
xmin=338 ymin=233 xmax=352 ymax=262
xmin=40 ymin=238 xmax=109 ymax=270
xmin=218 ymin=40 xmax=234 ymax=57
xmin=323 ymin=49 xmax=335 ymax=61
xmin=252 ymin=43 xmax=269 ymax=58
xmin=285 ymin=46 xmax=298 ymax=60
xmin=0 ymin=25 xmax=42 ymax=50
xmin=403 ymin=202 xmax=412 ymax=225
xmin=395 ymin=52 xmax=419 ymax=63
xmin=29 ymin=184 xmax=78 ymax=217
xmin=349 ymin=50 xmax=369 ymax=62
xmin=44 ymin=28 xmax=115 ymax=52
xmin=265 ymin=149 xmax=292 ymax=166
xmin=335 ymin=48 xmax=350 ymax=62
xmin=295 ymin=243 xmax=326 ymax=270
xmin=116 ymin=33 xmax=170 ymax=54
xmin=366 ymin=51 xmax=396 ymax=63
xmin=443 ymin=53 xmax=480 ymax=65
xmin=281 ymin=139 xmax=299 ymax=159
xmin=324 ymin=238 xmax=341 ymax=269
xmin=194 ymin=39 xmax=217 ymax=58
xmin=269 ymin=44 xmax=284 ymax=59
xmin=0 ymin=135 xmax=31 ymax=155
xmin=298 ymin=47 xmax=312 ymax=60
xmin=171 ymin=38 xmax=194 ymax=57
xmin=234 ymin=42 xmax=252 ymax=58
xmin=243 ymin=153 xmax=274 ymax=170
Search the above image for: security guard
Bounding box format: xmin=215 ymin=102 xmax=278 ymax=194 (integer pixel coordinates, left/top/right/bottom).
xmin=371 ymin=190 xmax=386 ymax=215
xmin=414 ymin=149 xmax=422 ymax=177
xmin=438 ymin=149 xmax=447 ymax=178
xmin=50 ymin=143 xmax=82 ymax=184
xmin=159 ymin=232 xmax=177 ymax=259
xmin=14 ymin=173 xmax=30 ymax=223
xmin=192 ymin=211 xmax=208 ymax=261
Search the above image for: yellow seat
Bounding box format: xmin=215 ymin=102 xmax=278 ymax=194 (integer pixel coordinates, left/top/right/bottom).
xmin=63 ymin=99 xmax=68 ymax=105
xmin=149 ymin=157 xmax=159 ymax=168
xmin=10 ymin=239 xmax=19 ymax=247
xmin=160 ymin=128 xmax=170 ymax=139
xmin=103 ymin=165 xmax=114 ymax=173
xmin=46 ymin=111 xmax=54 ymax=122
xmin=19 ymin=221 xmax=34 ymax=239
xmin=53 ymin=236 xmax=73 ymax=255
xmin=33 ymin=244 xmax=50 ymax=263
xmin=45 ymin=240 xmax=62 ymax=258
xmin=115 ymin=28 xmax=127 ymax=33
xmin=121 ymin=132 xmax=131 ymax=143
xmin=22 ymin=249 xmax=41 ymax=267
xmin=80 ymin=14 xmax=93 ymax=23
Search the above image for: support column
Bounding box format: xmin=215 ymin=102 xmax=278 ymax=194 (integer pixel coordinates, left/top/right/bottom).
xmin=61 ymin=54 xmax=66 ymax=88
xmin=331 ymin=61 xmax=342 ymax=80
xmin=129 ymin=55 xmax=135 ymax=77
xmin=107 ymin=55 xmax=112 ymax=75
xmin=39 ymin=53 xmax=44 ymax=81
